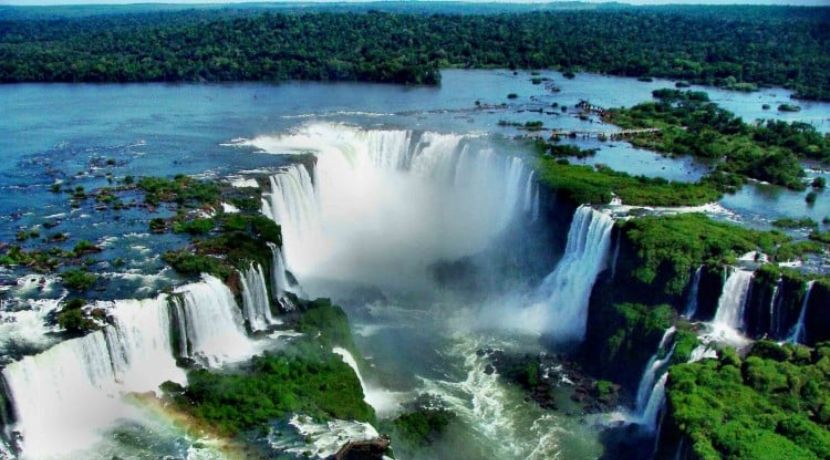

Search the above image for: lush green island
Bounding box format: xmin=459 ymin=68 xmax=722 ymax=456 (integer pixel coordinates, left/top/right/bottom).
xmin=604 ymin=89 xmax=830 ymax=190
xmin=2 ymin=5 xmax=829 ymax=99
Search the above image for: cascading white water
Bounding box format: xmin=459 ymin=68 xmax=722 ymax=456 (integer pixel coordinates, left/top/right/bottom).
xmin=640 ymin=373 xmax=668 ymax=433
xmin=712 ymin=269 xmax=754 ymax=333
xmin=261 ymin=164 xmax=321 ymax=272
xmin=528 ymin=206 xmax=614 ymax=342
xmin=688 ymin=344 xmax=717 ymax=363
xmin=684 ymin=266 xmax=702 ymax=318
xmin=104 ymin=296 xmax=187 ymax=393
xmin=634 ymin=327 xmax=676 ymax=416
xmin=627 ymin=326 xmax=676 ymax=433
xmin=332 ymin=347 xmax=401 ymax=416
xmin=769 ymin=280 xmax=782 ymax=338
xmin=242 ymin=122 xmax=538 ymax=290
xmin=268 ymin=414 xmax=381 ymax=460
xmin=332 ymin=347 xmax=366 ymax=394
xmin=175 ymin=274 xmax=256 ymax=366
xmin=2 ymin=296 xmax=186 ymax=459
xmin=171 ymin=298 xmax=189 ymax=359
xmin=523 ymin=170 xmax=541 ymax=222
xmin=4 ymin=332 xmax=122 ymax=458
xmin=788 ymin=281 xmax=815 ymax=344
xmin=0 ymin=298 xmax=64 ymax=356
xmin=267 ymin=243 xmax=290 ymax=296
xmin=238 ymin=262 xmax=276 ymax=332
xmin=266 ymin=242 xmax=297 ymax=312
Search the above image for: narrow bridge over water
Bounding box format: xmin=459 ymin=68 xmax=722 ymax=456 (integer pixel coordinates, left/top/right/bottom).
xmin=548 ymin=127 xmax=662 ymax=140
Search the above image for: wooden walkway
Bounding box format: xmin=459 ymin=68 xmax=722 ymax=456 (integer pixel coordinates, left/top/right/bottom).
xmin=548 ymin=127 xmax=662 ymax=139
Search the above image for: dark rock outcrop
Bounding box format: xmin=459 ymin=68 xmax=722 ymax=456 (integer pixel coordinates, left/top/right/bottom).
xmin=331 ymin=436 xmax=391 ymax=460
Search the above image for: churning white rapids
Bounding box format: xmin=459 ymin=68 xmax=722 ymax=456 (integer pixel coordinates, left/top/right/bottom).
xmin=232 ymin=123 xmax=606 ymax=458
xmin=248 ymin=122 xmax=539 ymax=290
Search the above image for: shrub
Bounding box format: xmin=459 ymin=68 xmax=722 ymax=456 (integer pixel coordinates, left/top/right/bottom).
xmin=149 ymin=217 xmax=166 ymax=233
xmin=162 ymin=250 xmax=228 ymax=279
xmin=666 ymin=341 xmax=830 ymax=460
xmin=772 ymin=217 xmax=817 ymax=229
xmin=172 ymin=218 xmax=214 ymax=235
xmin=56 ymin=298 xmax=98 ymax=332
xmin=61 ymin=269 xmax=97 ymax=291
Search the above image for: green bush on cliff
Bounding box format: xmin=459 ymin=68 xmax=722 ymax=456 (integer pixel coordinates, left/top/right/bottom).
xmin=535 ymin=159 xmax=720 ymax=206
xmin=162 ymin=250 xmax=229 ymax=279
xmin=666 ymin=341 xmax=830 ymax=460
xmin=137 ymin=175 xmax=220 ymax=207
xmin=166 ymin=300 xmax=373 ymax=436
xmin=670 ymin=328 xmax=700 ymax=364
xmin=169 ymin=343 xmax=373 ymax=436
xmin=56 ymin=298 xmax=99 ymax=332
xmin=773 ymin=240 xmax=825 ymax=261
xmin=295 ymin=298 xmax=358 ymax=351
xmin=163 ymin=213 xmax=282 ymax=279
xmin=172 ymin=218 xmax=215 ymax=235
xmin=386 ymin=406 xmax=456 ymax=450
xmin=604 ymin=303 xmax=673 ymax=365
xmin=60 ymin=268 xmax=97 ymax=291
xmin=620 ymin=214 xmax=786 ymax=294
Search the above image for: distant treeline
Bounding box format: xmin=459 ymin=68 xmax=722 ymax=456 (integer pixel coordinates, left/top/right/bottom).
xmin=1 ymin=7 xmax=829 ymax=99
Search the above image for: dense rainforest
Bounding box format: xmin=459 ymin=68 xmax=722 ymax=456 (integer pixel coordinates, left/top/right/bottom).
xmin=1 ymin=5 xmax=830 ymax=99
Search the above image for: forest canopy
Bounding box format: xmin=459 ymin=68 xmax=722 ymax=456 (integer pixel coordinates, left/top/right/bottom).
xmin=1 ymin=6 xmax=829 ymax=100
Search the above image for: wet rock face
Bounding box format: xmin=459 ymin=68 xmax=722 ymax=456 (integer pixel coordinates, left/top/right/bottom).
xmin=481 ymin=348 xmax=622 ymax=414
xmin=804 ymin=282 xmax=830 ymax=345
xmin=332 ymin=436 xmax=391 ymax=460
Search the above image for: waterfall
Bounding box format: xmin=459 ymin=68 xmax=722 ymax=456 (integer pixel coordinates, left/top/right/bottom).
xmin=261 ymin=164 xmax=321 ymax=272
xmin=267 ymin=242 xmax=297 ymax=312
xmin=175 ymin=274 xmax=255 ymax=366
xmin=2 ymin=296 xmax=186 ymax=458
xmin=634 ymin=327 xmax=676 ymax=414
xmin=171 ymin=297 xmax=189 ymax=358
xmin=609 ymin=231 xmax=621 ymax=281
xmin=640 ymin=373 xmax=668 ymax=433
xmin=712 ymin=269 xmax=754 ymax=333
xmin=788 ymin=281 xmax=815 ymax=344
xmin=688 ymin=344 xmax=717 ymax=363
xmin=4 ymin=332 xmax=121 ymax=457
xmin=632 ymin=327 xmax=675 ymax=432
xmin=332 ymin=347 xmax=367 ymax=397
xmin=532 ymin=175 xmax=541 ymax=221
xmin=245 ymin=123 xmax=537 ymax=289
xmin=523 ymin=170 xmax=540 ymax=222
xmin=498 ymin=156 xmax=526 ymax=228
xmin=769 ymin=280 xmax=782 ymax=338
xmin=267 ymin=243 xmax=290 ymax=296
xmin=684 ymin=266 xmax=702 ymax=319
xmin=238 ymin=262 xmax=275 ymax=332
xmin=104 ymin=297 xmax=187 ymax=393
xmin=332 ymin=347 xmax=401 ymax=416
xmin=674 ymin=437 xmax=686 ymax=460
xmin=533 ymin=205 xmax=614 ymax=342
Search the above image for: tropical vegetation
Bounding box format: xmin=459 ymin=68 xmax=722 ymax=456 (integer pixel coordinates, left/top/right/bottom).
xmin=1 ymin=6 xmax=829 ymax=99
